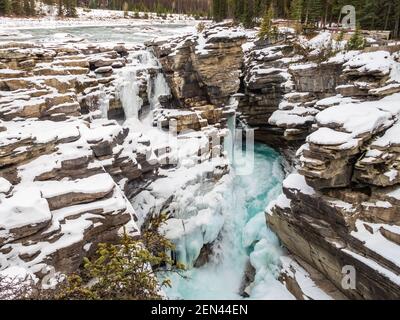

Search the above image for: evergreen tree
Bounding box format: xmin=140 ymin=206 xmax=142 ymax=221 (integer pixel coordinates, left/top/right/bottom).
xmin=232 ymin=0 xmax=244 ymax=22
xmin=258 ymin=4 xmax=274 ymax=39
xmin=346 ymin=24 xmax=365 ymax=50
xmin=241 ymin=0 xmax=255 ymax=28
xmin=305 ymin=0 xmax=323 ymax=25
xmin=290 ymin=0 xmax=303 ymax=21
xmin=0 ymin=0 xmax=11 ymax=15
xmin=65 ymin=0 xmax=77 ymax=17
xmin=23 ymin=0 xmax=29 ymax=15
xmin=57 ymin=0 xmax=64 ymax=16
xmin=30 ymin=0 xmax=35 ymax=15
xmin=212 ymin=0 xmax=227 ymax=22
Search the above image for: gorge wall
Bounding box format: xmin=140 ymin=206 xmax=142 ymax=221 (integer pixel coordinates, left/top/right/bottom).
xmin=254 ymin=35 xmax=400 ymax=299
xmin=2 ymin=21 xmax=400 ymax=300
xmin=156 ymin=24 xmax=400 ymax=299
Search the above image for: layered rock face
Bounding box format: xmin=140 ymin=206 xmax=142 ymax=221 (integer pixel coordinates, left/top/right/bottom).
xmin=264 ymin=34 xmax=400 ymax=299
xmin=238 ymin=33 xmax=347 ymax=148
xmin=0 ymin=40 xmax=163 ymax=280
xmin=146 ymin=23 xmax=246 ymax=132
xmin=0 ymin=26 xmax=239 ymax=283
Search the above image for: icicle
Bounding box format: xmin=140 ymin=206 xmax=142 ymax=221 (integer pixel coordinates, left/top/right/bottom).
xmin=148 ymin=72 xmax=171 ymax=109
xmin=116 ymin=67 xmax=143 ymax=120
xmin=98 ymin=90 xmax=110 ymax=119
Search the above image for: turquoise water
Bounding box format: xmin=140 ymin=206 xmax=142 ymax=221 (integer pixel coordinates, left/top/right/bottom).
xmin=163 ymin=143 xmax=285 ymax=300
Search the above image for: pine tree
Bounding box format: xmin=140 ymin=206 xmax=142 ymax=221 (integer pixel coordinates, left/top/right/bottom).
xmin=241 ymin=0 xmax=255 ymax=28
xmin=232 ymin=0 xmax=244 ymax=22
xmin=23 ymin=0 xmax=31 ymax=15
xmin=65 ymin=0 xmax=77 ymax=17
xmin=304 ymin=0 xmax=322 ymax=25
xmin=88 ymin=0 xmax=96 ymax=9
xmin=213 ymin=0 xmax=228 ymax=22
xmin=57 ymin=0 xmax=64 ymax=16
xmin=258 ymin=4 xmax=274 ymax=39
xmin=290 ymin=0 xmax=303 ymax=21
xmin=29 ymin=0 xmax=35 ymax=15
xmin=212 ymin=0 xmax=221 ymax=22
xmin=0 ymin=0 xmax=11 ymax=15
xmin=346 ymin=24 xmax=365 ymax=50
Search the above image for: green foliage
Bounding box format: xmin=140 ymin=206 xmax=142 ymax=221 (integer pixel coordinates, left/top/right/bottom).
xmin=88 ymin=0 xmax=96 ymax=9
xmin=258 ymin=4 xmax=274 ymax=39
xmin=49 ymin=214 xmax=184 ymax=300
xmin=0 ymin=0 xmax=11 ymax=15
xmin=290 ymin=0 xmax=303 ymax=21
xmin=212 ymin=0 xmax=228 ymax=22
xmin=196 ymin=21 xmax=206 ymax=33
xmin=346 ymin=25 xmax=366 ymax=50
xmin=65 ymin=0 xmax=77 ymax=17
xmin=241 ymin=0 xmax=255 ymax=28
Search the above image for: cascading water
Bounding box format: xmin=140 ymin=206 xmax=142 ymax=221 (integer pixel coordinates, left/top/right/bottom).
xmin=114 ymin=49 xmax=170 ymax=122
xmin=110 ymin=47 xmax=290 ymax=300
xmin=98 ymin=89 xmax=110 ymax=118
xmin=116 ymin=66 xmax=143 ymax=120
xmin=162 ymin=141 xmax=291 ymax=299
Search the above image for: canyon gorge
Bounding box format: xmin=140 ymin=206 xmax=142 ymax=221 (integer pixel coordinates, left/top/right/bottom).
xmin=1 ymin=18 xmax=400 ymax=300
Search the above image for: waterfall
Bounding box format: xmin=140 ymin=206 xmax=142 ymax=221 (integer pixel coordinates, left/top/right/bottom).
xmin=114 ymin=49 xmax=169 ymax=122
xmin=148 ymin=72 xmax=171 ymax=109
xmin=98 ymin=89 xmax=110 ymax=118
xmin=162 ymin=143 xmax=290 ymax=299
xmin=116 ymin=66 xmax=143 ymax=120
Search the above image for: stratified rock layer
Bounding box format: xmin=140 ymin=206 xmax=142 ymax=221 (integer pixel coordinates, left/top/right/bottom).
xmin=264 ymin=32 xmax=400 ymax=299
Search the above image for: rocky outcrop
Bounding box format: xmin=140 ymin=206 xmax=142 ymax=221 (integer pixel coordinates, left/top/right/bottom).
xmin=0 ymin=30 xmax=234 ymax=284
xmin=0 ymin=41 xmax=163 ymax=281
xmin=264 ymin=34 xmax=400 ymax=299
xmin=146 ymin=23 xmax=245 ymax=131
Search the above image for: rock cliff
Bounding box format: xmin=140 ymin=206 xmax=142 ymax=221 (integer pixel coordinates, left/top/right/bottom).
xmin=0 ymin=40 xmax=164 ymax=280
xmin=259 ymin=32 xmax=400 ymax=299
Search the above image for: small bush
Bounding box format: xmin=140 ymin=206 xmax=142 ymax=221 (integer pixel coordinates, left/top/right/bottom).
xmin=346 ymin=26 xmax=365 ymax=50
xmin=1 ymin=215 xmax=184 ymax=300
xmin=196 ymin=22 xmax=206 ymax=33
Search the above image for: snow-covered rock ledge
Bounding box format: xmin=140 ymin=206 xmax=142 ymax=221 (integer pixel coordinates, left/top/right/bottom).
xmin=261 ymin=31 xmax=400 ymax=299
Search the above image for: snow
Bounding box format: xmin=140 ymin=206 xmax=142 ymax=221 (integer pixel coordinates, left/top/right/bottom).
xmin=316 ymin=95 xmax=358 ymax=108
xmin=289 ymin=63 xmax=318 ymax=71
xmin=0 ymin=178 xmax=12 ymax=194
xmin=327 ymin=50 xmax=359 ymax=64
xmin=269 ymin=109 xmax=315 ymax=127
xmin=0 ymin=186 xmax=52 ymax=231
xmin=342 ymin=248 xmax=400 ymax=286
xmin=343 ymin=51 xmax=393 ymax=76
xmin=206 ymin=28 xmax=246 ymax=42
xmin=307 ymin=127 xmax=355 ymax=146
xmin=384 ymin=187 xmax=400 ymax=201
xmin=314 ymin=96 xmax=400 ymax=139
xmin=0 ymin=119 xmax=80 ymax=146
xmin=266 ymin=194 xmax=291 ymax=216
xmin=370 ymin=120 xmax=400 ymax=148
xmin=280 ymin=256 xmax=334 ymax=300
xmin=34 ymin=173 xmax=115 ymax=199
xmin=283 ymin=173 xmax=315 ymax=196
xmin=0 ymin=7 xmax=198 ymax=31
